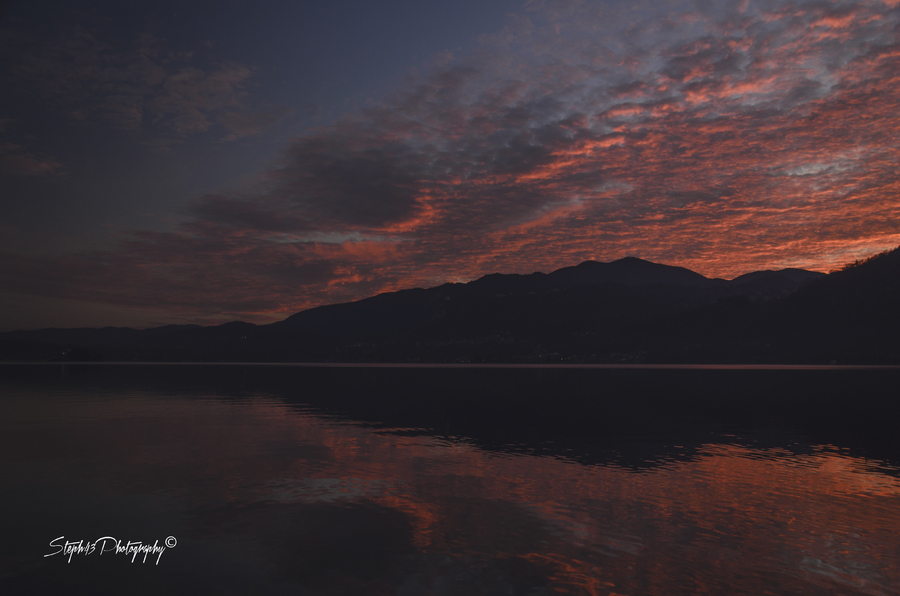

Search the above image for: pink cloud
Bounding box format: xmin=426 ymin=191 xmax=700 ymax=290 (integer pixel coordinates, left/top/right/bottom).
xmin=3 ymin=0 xmax=900 ymax=323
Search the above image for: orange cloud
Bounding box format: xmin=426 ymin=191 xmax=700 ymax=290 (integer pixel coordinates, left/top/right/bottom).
xmin=3 ymin=0 xmax=900 ymax=324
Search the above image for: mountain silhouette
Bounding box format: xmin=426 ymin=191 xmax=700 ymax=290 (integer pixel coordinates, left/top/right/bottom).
xmin=2 ymin=248 xmax=897 ymax=364
xmin=768 ymin=248 xmax=900 ymax=362
xmin=547 ymin=257 xmax=716 ymax=287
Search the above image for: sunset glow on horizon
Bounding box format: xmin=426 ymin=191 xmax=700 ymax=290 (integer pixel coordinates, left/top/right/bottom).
xmin=2 ymin=0 xmax=899 ymax=328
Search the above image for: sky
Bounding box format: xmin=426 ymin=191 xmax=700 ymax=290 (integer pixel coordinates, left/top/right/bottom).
xmin=1 ymin=0 xmax=899 ymax=330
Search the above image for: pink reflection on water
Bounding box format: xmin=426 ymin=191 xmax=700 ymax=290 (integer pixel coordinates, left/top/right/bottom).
xmin=3 ymin=388 xmax=900 ymax=595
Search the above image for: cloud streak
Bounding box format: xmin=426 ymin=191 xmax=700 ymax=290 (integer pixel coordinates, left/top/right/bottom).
xmin=3 ymin=0 xmax=900 ymax=324
xmin=0 ymin=141 xmax=64 ymax=177
xmin=0 ymin=25 xmax=283 ymax=144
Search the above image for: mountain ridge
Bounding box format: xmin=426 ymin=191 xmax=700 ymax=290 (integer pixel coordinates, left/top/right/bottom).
xmin=2 ymin=249 xmax=896 ymax=364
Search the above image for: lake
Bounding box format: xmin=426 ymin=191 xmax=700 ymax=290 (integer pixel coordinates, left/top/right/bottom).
xmin=1 ymin=364 xmax=899 ymax=595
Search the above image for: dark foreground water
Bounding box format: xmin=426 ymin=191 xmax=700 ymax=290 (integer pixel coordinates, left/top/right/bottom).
xmin=1 ymin=364 xmax=899 ymax=596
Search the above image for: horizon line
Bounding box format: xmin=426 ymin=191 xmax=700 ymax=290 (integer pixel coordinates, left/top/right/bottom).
xmin=3 ymin=362 xmax=899 ymax=370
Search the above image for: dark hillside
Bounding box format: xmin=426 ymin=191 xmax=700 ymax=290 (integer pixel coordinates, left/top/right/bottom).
xmin=1 ymin=249 xmax=895 ymax=363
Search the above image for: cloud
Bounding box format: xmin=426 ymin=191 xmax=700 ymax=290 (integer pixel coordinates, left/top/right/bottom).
xmin=3 ymin=0 xmax=900 ymax=323
xmin=0 ymin=141 xmax=64 ymax=176
xmin=219 ymin=106 xmax=293 ymax=141
xmin=0 ymin=25 xmax=274 ymax=144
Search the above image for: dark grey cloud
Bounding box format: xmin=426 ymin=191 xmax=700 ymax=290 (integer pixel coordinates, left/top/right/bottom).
xmin=279 ymin=137 xmax=432 ymax=228
xmin=0 ymin=141 xmax=64 ymax=176
xmin=0 ymin=24 xmax=281 ymax=145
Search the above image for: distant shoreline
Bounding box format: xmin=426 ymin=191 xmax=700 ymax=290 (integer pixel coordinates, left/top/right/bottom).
xmin=2 ymin=361 xmax=899 ymax=370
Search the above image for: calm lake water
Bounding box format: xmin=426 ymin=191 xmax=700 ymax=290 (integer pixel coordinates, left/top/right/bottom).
xmin=1 ymin=364 xmax=899 ymax=595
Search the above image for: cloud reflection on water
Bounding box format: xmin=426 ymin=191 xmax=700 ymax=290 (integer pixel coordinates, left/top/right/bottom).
xmin=2 ymin=374 xmax=899 ymax=595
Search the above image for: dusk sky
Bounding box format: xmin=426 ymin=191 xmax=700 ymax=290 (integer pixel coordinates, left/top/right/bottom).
xmin=2 ymin=0 xmax=899 ymax=330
